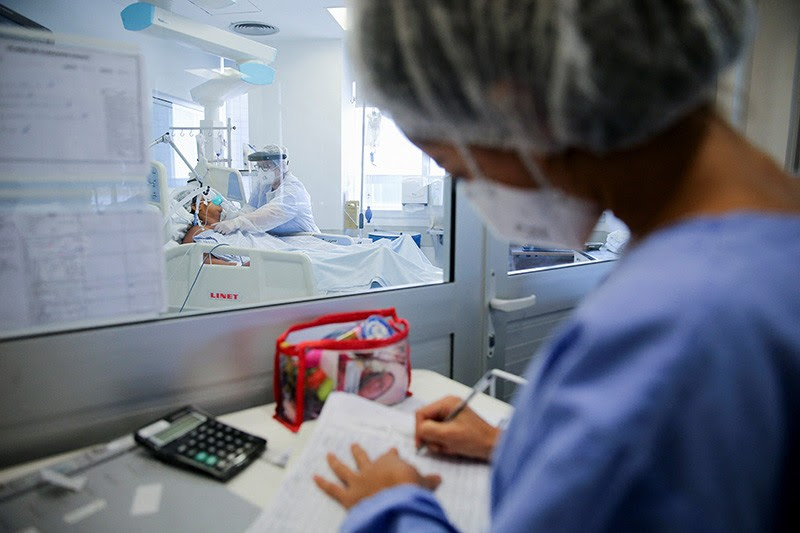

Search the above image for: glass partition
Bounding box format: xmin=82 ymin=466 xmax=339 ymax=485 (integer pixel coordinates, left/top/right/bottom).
xmin=0 ymin=0 xmax=450 ymax=339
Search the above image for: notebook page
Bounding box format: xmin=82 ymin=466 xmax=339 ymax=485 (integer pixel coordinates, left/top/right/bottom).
xmin=247 ymin=393 xmax=491 ymax=532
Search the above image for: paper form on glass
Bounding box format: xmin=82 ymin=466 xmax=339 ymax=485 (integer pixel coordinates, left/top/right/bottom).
xmin=0 ymin=205 xmax=166 ymax=335
xmin=246 ymin=392 xmax=491 ymax=533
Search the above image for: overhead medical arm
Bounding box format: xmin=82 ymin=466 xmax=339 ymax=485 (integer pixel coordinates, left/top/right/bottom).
xmin=150 ymin=132 xmax=204 ymax=184
xmin=121 ymin=2 xmax=276 ymax=85
xmin=123 ymin=2 xmax=278 ymax=166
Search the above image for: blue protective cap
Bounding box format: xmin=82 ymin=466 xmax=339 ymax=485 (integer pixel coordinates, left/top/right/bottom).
xmin=120 ymin=2 xmax=154 ymax=31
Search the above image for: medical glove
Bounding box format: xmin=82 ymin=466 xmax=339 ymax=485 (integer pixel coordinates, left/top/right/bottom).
xmin=213 ymin=215 xmax=266 ymax=234
xmin=213 ymin=218 xmax=240 ymax=234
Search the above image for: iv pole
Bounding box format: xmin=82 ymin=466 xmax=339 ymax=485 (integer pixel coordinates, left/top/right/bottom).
xmin=150 ymin=131 xmax=204 ymax=184
xmin=358 ymin=104 xmax=367 ymax=241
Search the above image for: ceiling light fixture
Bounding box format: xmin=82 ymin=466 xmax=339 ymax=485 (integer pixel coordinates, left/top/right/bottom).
xmin=326 ymin=7 xmax=347 ymax=30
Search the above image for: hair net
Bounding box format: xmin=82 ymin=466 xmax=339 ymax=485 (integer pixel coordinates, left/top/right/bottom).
xmin=347 ymin=0 xmax=754 ymax=153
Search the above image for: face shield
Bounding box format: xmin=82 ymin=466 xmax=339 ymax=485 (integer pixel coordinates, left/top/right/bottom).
xmin=248 ymin=146 xmax=288 ymax=190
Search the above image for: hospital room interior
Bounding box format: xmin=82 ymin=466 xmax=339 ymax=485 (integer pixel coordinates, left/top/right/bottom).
xmin=0 ymin=0 xmax=798 ymax=530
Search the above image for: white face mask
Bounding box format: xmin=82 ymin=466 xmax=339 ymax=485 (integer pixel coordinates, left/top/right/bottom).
xmin=257 ymin=165 xmax=282 ymax=189
xmin=438 ymin=124 xmax=601 ymax=250
xmin=463 ymin=176 xmax=600 ymax=249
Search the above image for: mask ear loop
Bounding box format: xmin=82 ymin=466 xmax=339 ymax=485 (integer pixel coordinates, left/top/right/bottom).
xmin=493 ymin=81 xmax=603 ymax=249
xmin=515 ymin=137 xmax=604 ymax=250
xmin=268 ymin=161 xmax=284 ymax=193
xmin=277 ymin=159 xmax=288 ymax=180
xmin=514 ymin=144 xmax=555 ymax=190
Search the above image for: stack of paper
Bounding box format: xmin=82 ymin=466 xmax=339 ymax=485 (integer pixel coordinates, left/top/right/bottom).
xmin=247 ymin=393 xmax=491 ymax=532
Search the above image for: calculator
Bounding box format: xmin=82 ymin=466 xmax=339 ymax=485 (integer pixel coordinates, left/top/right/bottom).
xmin=134 ymin=406 xmax=267 ymax=482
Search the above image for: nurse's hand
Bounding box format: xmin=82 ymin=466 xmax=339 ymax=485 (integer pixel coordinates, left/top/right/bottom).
xmin=415 ymin=396 xmax=500 ymax=461
xmin=212 ymin=218 xmax=238 ymax=234
xmin=313 ymin=444 xmax=441 ymax=509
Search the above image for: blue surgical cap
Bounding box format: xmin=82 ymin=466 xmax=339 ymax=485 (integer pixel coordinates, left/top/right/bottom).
xmin=347 ymin=0 xmax=754 ymax=153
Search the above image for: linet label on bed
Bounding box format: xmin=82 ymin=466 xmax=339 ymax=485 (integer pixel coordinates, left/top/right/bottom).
xmin=210 ymin=292 xmax=239 ymax=300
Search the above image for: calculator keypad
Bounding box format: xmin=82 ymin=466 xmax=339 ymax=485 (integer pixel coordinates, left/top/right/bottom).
xmin=136 ymin=407 xmax=267 ymax=482
xmin=175 ymin=420 xmax=261 ymax=473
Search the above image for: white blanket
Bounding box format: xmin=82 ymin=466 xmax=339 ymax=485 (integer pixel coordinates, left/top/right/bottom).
xmin=191 ymin=231 xmax=443 ymax=294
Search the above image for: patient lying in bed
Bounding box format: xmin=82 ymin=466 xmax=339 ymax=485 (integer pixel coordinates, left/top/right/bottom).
xmin=174 ymin=193 xmax=443 ymax=293
xmin=182 ymin=200 xmax=242 ymax=265
xmin=194 ymin=230 xmax=442 ymax=294
xmin=182 ymin=200 xmax=220 ymax=243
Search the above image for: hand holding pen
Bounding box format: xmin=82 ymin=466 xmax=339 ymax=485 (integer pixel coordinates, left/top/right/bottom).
xmin=415 ymin=369 xmax=526 ymax=461
xmin=414 ymin=395 xmax=501 ymax=462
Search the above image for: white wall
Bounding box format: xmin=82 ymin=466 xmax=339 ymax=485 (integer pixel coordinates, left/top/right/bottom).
xmin=248 ymin=40 xmax=343 ymax=231
xmin=742 ymin=0 xmax=800 ymax=167
xmin=4 ymin=0 xmax=219 ymax=103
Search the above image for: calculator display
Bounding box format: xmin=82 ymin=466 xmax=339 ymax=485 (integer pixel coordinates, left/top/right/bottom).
xmin=151 ymin=413 xmax=204 ymax=446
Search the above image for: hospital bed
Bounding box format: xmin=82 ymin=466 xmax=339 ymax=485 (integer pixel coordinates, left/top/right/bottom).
xmin=149 ymin=163 xmax=442 ymax=311
xmin=164 ymin=232 xmax=362 ymax=311
xmin=164 ymin=241 xmax=316 ymax=310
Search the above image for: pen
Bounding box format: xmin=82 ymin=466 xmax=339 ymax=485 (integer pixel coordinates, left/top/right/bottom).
xmin=416 ymin=371 xmax=493 ymax=455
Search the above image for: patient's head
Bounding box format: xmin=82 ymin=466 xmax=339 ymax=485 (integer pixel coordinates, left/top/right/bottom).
xmin=189 ymin=197 xmax=222 ymax=225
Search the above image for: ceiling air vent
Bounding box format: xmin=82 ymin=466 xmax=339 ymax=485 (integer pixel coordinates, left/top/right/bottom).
xmin=230 ymin=21 xmax=279 ymax=36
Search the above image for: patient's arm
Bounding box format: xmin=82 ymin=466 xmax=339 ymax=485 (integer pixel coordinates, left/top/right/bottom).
xmin=182 ymin=223 xmax=207 ymax=244
xmin=201 ymin=254 xmax=242 ymax=266
xmin=181 ymin=222 xmax=247 ymax=266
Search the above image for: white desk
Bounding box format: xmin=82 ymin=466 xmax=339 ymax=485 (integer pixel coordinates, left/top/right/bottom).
xmin=0 ymin=370 xmax=511 ymax=528
xmin=219 ymin=369 xmax=511 ymax=508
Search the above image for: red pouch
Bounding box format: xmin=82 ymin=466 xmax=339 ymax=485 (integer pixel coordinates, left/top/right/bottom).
xmin=273 ymin=308 xmax=411 ymax=432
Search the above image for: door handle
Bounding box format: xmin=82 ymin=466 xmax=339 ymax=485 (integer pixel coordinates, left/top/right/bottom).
xmin=489 ymin=294 xmax=537 ymax=313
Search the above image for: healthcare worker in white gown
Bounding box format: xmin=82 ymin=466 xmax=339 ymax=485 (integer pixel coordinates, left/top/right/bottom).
xmin=213 ymin=145 xmax=320 ymax=235
xmin=312 ymin=1 xmax=800 ymax=531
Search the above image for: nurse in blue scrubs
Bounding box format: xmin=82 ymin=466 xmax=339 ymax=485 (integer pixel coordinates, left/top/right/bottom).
xmin=313 ymin=0 xmax=800 ymax=531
